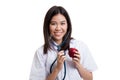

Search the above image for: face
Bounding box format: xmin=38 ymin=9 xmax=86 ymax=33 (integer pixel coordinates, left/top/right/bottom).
xmin=49 ymin=14 xmax=68 ymax=44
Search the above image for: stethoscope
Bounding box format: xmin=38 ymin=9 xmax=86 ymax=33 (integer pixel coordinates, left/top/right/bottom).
xmin=50 ymin=41 xmax=67 ymax=80
xmin=50 ymin=31 xmax=70 ymax=80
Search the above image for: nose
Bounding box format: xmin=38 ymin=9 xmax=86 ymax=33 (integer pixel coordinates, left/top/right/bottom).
xmin=55 ymin=24 xmax=61 ymax=30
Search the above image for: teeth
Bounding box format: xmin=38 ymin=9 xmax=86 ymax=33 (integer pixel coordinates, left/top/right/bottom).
xmin=54 ymin=32 xmax=62 ymax=35
xmin=55 ymin=32 xmax=62 ymax=33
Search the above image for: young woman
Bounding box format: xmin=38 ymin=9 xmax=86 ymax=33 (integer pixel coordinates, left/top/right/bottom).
xmin=29 ymin=6 xmax=97 ymax=80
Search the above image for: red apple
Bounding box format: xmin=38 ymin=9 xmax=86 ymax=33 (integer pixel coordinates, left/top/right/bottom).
xmin=69 ymin=48 xmax=78 ymax=58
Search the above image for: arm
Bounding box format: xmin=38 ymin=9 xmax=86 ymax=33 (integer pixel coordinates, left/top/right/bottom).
xmin=73 ymin=51 xmax=93 ymax=80
xmin=75 ymin=63 xmax=93 ymax=80
xmin=46 ymin=51 xmax=66 ymax=80
xmin=46 ymin=67 xmax=59 ymax=80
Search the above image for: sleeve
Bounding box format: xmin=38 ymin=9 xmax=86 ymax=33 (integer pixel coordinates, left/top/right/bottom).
xmin=79 ymin=41 xmax=97 ymax=72
xmin=29 ymin=49 xmax=47 ymax=80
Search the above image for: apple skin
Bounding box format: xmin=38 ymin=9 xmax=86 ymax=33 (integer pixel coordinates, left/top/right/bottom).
xmin=69 ymin=48 xmax=78 ymax=58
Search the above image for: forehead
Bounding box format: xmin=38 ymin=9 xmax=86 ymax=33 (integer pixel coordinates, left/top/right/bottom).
xmin=51 ymin=14 xmax=67 ymax=22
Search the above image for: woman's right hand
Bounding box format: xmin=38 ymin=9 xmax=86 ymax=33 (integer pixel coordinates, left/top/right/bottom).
xmin=46 ymin=51 xmax=66 ymax=80
xmin=55 ymin=50 xmax=66 ymax=71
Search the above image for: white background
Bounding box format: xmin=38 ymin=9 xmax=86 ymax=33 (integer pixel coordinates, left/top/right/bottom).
xmin=0 ymin=0 xmax=120 ymax=80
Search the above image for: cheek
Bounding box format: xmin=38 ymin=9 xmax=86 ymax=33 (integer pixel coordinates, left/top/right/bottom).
xmin=49 ymin=26 xmax=55 ymax=33
xmin=63 ymin=26 xmax=68 ymax=32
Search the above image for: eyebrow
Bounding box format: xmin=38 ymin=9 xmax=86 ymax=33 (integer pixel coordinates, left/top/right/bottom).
xmin=50 ymin=20 xmax=66 ymax=23
xmin=61 ymin=20 xmax=66 ymax=22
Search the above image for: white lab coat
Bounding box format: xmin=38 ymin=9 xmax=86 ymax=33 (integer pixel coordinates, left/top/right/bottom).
xmin=29 ymin=39 xmax=97 ymax=80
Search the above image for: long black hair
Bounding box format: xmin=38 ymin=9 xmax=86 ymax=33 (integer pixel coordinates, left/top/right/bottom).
xmin=43 ymin=6 xmax=72 ymax=54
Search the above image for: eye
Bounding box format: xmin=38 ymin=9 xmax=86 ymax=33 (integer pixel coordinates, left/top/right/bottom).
xmin=50 ymin=22 xmax=56 ymax=26
xmin=61 ymin=22 xmax=65 ymax=25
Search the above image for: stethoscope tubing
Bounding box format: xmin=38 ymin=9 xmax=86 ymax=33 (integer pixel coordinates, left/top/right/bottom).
xmin=50 ymin=51 xmax=66 ymax=80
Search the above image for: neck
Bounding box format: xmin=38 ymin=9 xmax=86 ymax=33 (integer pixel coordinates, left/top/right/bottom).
xmin=56 ymin=41 xmax=62 ymax=45
xmin=52 ymin=39 xmax=62 ymax=45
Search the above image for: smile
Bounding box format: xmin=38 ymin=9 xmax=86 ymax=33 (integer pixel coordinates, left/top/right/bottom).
xmin=54 ymin=32 xmax=62 ymax=36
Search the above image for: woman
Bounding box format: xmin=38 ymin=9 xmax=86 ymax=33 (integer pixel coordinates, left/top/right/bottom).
xmin=29 ymin=6 xmax=97 ymax=80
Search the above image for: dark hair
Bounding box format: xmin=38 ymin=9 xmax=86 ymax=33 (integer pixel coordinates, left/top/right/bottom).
xmin=43 ymin=6 xmax=72 ymax=54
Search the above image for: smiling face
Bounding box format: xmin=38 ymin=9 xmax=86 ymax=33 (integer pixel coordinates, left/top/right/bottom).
xmin=49 ymin=14 xmax=68 ymax=44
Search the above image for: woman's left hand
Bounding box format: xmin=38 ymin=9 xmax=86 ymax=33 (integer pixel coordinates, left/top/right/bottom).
xmin=72 ymin=51 xmax=81 ymax=69
xmin=72 ymin=51 xmax=93 ymax=80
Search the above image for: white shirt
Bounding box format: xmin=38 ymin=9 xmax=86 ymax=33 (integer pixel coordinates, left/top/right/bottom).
xmin=29 ymin=39 xmax=97 ymax=80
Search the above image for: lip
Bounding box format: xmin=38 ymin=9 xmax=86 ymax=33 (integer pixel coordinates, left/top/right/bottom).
xmin=54 ymin=31 xmax=62 ymax=33
xmin=54 ymin=32 xmax=62 ymax=36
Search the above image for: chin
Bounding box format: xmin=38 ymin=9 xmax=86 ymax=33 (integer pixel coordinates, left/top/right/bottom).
xmin=53 ymin=37 xmax=63 ymax=41
xmin=55 ymin=38 xmax=62 ymax=41
xmin=54 ymin=35 xmax=62 ymax=39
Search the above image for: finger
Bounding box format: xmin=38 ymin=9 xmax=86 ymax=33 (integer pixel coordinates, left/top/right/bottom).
xmin=74 ymin=51 xmax=80 ymax=57
xmin=74 ymin=51 xmax=80 ymax=55
xmin=59 ymin=50 xmax=64 ymax=54
xmin=72 ymin=57 xmax=80 ymax=62
xmin=58 ymin=56 xmax=66 ymax=64
xmin=57 ymin=52 xmax=65 ymax=63
xmin=59 ymin=56 xmax=66 ymax=63
xmin=61 ymin=56 xmax=66 ymax=62
xmin=59 ymin=54 xmax=65 ymax=60
xmin=57 ymin=51 xmax=64 ymax=59
xmin=74 ymin=53 xmax=80 ymax=59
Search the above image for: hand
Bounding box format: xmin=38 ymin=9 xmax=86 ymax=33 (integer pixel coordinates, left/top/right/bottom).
xmin=72 ymin=50 xmax=81 ymax=69
xmin=55 ymin=51 xmax=66 ymax=71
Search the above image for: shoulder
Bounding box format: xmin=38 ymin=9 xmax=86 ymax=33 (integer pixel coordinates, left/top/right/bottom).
xmin=34 ymin=45 xmax=48 ymax=62
xmin=70 ymin=38 xmax=89 ymax=52
xmin=37 ymin=45 xmax=44 ymax=52
xmin=70 ymin=38 xmax=86 ymax=47
xmin=35 ymin=45 xmax=45 ymax=57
